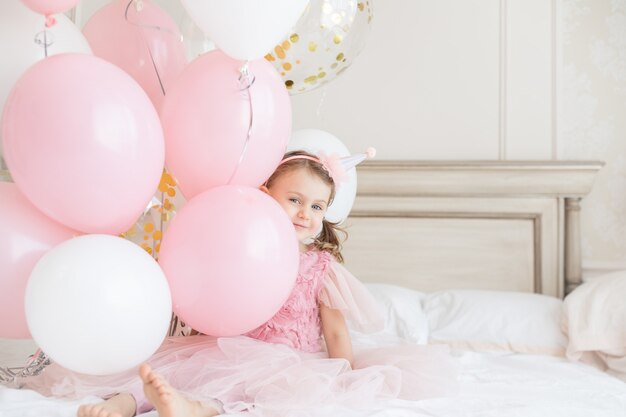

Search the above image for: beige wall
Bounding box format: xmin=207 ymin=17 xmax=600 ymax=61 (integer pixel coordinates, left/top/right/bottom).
xmin=73 ymin=0 xmax=626 ymax=276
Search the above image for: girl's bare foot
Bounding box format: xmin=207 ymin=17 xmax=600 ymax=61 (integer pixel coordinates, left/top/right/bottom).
xmin=76 ymin=393 xmax=136 ymax=417
xmin=139 ymin=363 xmax=220 ymax=417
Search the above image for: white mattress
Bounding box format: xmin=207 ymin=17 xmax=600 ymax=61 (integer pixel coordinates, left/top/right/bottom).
xmin=2 ymin=343 xmax=625 ymax=417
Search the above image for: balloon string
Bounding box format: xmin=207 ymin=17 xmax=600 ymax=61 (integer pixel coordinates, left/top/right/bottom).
xmin=0 ymin=349 xmax=51 ymax=384
xmin=316 ymin=85 xmax=328 ymax=119
xmin=124 ymin=0 xmax=174 ymax=253
xmin=34 ymin=13 xmax=59 ymax=58
xmin=124 ymin=0 xmax=178 ymax=97
xmin=157 ymin=188 xmax=164 ymax=260
xmin=34 ymin=29 xmax=53 ymax=58
xmin=43 ymin=31 xmax=48 ymax=57
xmin=145 ymin=40 xmax=166 ymax=97
xmin=227 ymin=63 xmax=256 ymax=185
xmin=124 ymin=0 xmax=179 ymax=36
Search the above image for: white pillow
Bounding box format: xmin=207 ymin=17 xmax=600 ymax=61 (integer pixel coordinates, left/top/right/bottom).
xmin=563 ymin=271 xmax=626 ymax=381
xmin=424 ymin=289 xmax=567 ymax=356
xmin=364 ymin=283 xmax=428 ymax=344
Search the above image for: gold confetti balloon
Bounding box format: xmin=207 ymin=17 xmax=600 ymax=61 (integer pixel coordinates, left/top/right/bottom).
xmin=121 ymin=168 xmax=194 ymax=337
xmin=265 ymin=0 xmax=373 ymax=95
xmin=122 ymin=169 xmax=186 ymax=260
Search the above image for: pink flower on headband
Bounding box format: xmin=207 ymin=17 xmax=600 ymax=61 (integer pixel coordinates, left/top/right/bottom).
xmin=318 ymin=152 xmax=348 ymax=185
xmin=278 ymin=147 xmax=376 ymax=189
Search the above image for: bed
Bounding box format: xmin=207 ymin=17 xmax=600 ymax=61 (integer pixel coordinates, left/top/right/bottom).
xmin=2 ymin=160 xmax=626 ymax=417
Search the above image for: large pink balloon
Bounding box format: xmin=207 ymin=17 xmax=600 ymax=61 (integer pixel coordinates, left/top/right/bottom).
xmin=83 ymin=0 xmax=187 ymax=111
xmin=0 ymin=182 xmax=77 ymax=339
xmin=160 ymin=50 xmax=291 ymax=199
xmin=21 ymin=0 xmax=79 ymax=15
xmin=1 ymin=54 xmax=164 ymax=235
xmin=158 ymin=186 xmax=299 ymax=336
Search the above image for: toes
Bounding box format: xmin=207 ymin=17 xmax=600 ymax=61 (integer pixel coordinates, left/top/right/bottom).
xmin=156 ymin=384 xmax=168 ymax=395
xmin=139 ymin=363 xmax=152 ymax=381
xmin=147 ymin=372 xmax=160 ymax=385
xmin=140 ymin=363 xmax=161 ymax=386
xmin=151 ymin=375 xmax=163 ymax=388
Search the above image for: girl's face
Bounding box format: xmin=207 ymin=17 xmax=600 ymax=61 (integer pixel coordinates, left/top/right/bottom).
xmin=264 ymin=168 xmax=332 ymax=249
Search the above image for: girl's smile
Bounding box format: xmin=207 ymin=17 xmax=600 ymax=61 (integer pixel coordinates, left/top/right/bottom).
xmin=263 ymin=168 xmax=332 ymax=250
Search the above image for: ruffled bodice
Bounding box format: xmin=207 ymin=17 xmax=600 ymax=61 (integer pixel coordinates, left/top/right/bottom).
xmin=245 ymin=250 xmax=385 ymax=353
xmin=245 ymin=250 xmax=333 ymax=352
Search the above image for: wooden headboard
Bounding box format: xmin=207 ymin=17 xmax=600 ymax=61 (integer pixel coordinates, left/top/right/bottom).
xmin=342 ymin=161 xmax=603 ymax=298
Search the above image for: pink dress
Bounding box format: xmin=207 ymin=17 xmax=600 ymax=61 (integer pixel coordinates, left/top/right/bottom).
xmin=20 ymin=250 xmax=458 ymax=415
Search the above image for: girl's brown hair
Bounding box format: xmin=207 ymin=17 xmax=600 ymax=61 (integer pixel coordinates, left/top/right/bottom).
xmin=265 ymin=150 xmax=347 ymax=262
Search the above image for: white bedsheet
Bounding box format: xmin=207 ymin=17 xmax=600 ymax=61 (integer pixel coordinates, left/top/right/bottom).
xmin=2 ymin=348 xmax=625 ymax=417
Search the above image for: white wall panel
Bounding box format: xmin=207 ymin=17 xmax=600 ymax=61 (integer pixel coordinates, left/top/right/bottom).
xmin=291 ymin=0 xmax=501 ymax=160
xmin=505 ymin=0 xmax=555 ymax=159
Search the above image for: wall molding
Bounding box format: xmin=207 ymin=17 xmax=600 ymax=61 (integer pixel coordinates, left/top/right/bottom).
xmin=551 ymin=0 xmax=558 ymax=160
xmin=499 ymin=0 xmax=508 ymax=160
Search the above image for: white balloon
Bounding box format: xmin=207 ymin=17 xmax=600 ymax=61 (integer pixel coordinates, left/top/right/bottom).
xmin=0 ymin=1 xmax=92 ymax=168
xmin=287 ymin=129 xmax=357 ymax=223
xmin=25 ymin=235 xmax=172 ymax=375
xmin=180 ymin=0 xmax=309 ymax=61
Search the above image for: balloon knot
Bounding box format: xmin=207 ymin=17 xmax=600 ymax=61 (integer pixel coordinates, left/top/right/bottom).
xmin=45 ymin=15 xmax=57 ymax=28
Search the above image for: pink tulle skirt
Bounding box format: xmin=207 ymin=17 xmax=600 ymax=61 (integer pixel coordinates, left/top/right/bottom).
xmin=20 ymin=335 xmax=458 ymax=416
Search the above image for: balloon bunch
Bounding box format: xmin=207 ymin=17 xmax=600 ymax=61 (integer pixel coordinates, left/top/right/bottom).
xmin=0 ymin=0 xmax=172 ymax=376
xmin=0 ymin=0 xmax=373 ymax=378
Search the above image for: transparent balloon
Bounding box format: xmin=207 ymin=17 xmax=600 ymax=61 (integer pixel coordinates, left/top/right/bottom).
xmin=265 ymin=0 xmax=374 ymax=95
xmin=122 ymin=169 xmax=186 ymax=260
xmin=122 ymin=169 xmax=190 ymax=337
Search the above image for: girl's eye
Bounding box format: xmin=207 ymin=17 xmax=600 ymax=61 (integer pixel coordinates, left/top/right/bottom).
xmin=312 ymin=204 xmax=323 ymax=211
xmin=289 ymin=198 xmax=299 ymax=204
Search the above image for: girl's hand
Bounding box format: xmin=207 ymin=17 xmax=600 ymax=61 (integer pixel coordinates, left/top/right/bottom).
xmin=320 ymin=304 xmax=354 ymax=368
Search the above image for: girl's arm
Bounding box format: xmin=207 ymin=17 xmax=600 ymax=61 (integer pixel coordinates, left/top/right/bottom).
xmin=320 ymin=303 xmax=354 ymax=368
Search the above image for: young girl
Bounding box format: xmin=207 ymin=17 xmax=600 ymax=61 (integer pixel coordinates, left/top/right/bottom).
xmin=23 ymin=150 xmax=458 ymax=417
